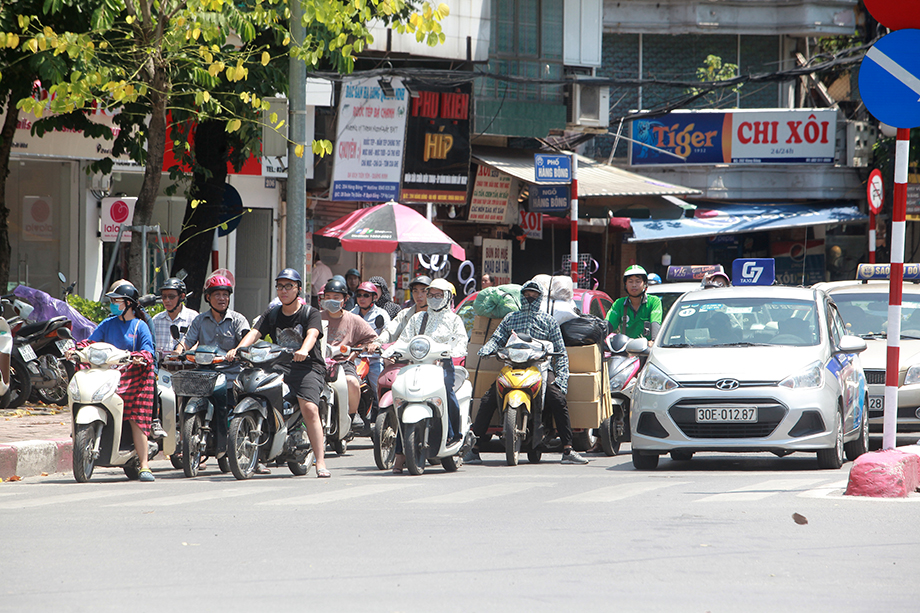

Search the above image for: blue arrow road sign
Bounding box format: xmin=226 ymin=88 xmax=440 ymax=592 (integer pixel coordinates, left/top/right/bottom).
xmin=534 ymin=154 xmax=572 ymax=183
xmin=858 ymin=29 xmax=920 ymax=129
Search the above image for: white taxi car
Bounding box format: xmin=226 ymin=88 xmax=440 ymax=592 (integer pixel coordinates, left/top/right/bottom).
xmin=630 ymin=284 xmax=868 ymax=470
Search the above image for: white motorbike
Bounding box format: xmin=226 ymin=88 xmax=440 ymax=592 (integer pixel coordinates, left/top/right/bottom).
xmin=385 ymin=335 xmax=473 ymax=475
xmin=67 ymin=343 xmax=177 ymax=482
xmin=322 ymin=344 xmax=361 ymax=455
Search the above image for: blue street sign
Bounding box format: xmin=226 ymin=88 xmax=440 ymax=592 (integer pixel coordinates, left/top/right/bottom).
xmin=530 ymin=185 xmax=570 ymax=212
xmin=732 ymin=258 xmax=776 ymax=286
xmin=534 ymin=154 xmax=572 ymax=183
xmin=858 ymin=29 xmax=920 ymax=129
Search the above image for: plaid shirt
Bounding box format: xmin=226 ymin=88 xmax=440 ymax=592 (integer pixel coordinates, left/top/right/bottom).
xmin=151 ymin=305 xmax=198 ymax=352
xmin=479 ymin=296 xmax=570 ymax=393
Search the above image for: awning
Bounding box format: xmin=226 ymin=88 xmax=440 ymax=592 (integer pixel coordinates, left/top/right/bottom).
xmin=629 ymin=201 xmax=867 ymax=243
xmin=472 ymin=146 xmax=701 ymax=199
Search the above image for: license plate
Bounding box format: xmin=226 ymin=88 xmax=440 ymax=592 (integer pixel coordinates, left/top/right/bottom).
xmin=868 ymin=396 xmax=884 ymax=411
xmin=18 ymin=344 xmax=37 ymax=362
xmin=696 ymin=407 xmax=757 ymax=423
xmin=55 ymin=339 xmax=74 ymax=353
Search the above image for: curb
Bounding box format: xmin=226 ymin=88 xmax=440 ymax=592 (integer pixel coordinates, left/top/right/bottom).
xmin=845 ymin=445 xmax=920 ymax=498
xmin=0 ymin=439 xmax=72 ymax=481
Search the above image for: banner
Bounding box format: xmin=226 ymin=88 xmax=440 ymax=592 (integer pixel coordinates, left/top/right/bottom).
xmin=468 ymin=165 xmax=513 ymax=223
xmin=22 ymin=197 xmax=53 ymax=242
xmin=101 ymin=197 xmax=137 ymax=242
xmin=331 ymin=76 xmax=409 ymax=202
xmin=401 ymin=82 xmax=472 ymax=204
xmin=630 ymin=109 xmax=837 ymax=166
xmin=520 ymin=210 xmax=543 ymax=240
xmin=771 ymin=239 xmax=825 ymax=286
xmin=482 ymin=238 xmax=512 ymax=286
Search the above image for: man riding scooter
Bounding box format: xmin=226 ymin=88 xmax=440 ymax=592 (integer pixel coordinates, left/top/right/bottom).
xmin=606 ymin=265 xmax=662 ymax=346
xmin=464 ymin=279 xmax=589 ymax=465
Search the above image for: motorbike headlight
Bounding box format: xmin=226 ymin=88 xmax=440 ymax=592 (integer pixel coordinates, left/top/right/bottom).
xmin=610 ymin=358 xmax=641 ymax=391
xmin=91 ymin=378 xmax=118 ymax=402
xmin=194 ymin=352 xmax=215 ymax=365
xmin=67 ymin=377 xmax=80 ymax=402
xmin=88 ymin=347 xmax=110 ymax=366
xmin=496 ymin=373 xmax=511 ymax=396
xmin=638 ymin=363 xmax=679 ymax=392
xmin=903 ymin=365 xmax=920 ymax=386
xmin=778 ymin=361 xmax=824 ymax=390
xmin=408 ymin=338 xmax=430 ymax=361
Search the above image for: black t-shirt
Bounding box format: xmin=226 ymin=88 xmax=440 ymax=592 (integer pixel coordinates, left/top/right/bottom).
xmin=256 ymin=304 xmax=324 ymax=373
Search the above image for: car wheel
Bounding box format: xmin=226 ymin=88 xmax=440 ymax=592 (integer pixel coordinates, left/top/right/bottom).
xmin=632 ymin=451 xmax=659 ymax=470
xmin=817 ymin=410 xmax=844 ymax=469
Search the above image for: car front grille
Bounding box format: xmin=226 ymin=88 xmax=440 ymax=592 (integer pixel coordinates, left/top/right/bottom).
xmin=864 ymin=370 xmax=886 ymax=385
xmin=669 ymin=400 xmax=787 ymax=439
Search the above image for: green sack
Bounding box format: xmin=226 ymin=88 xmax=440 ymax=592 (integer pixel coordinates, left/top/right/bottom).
xmin=473 ymin=284 xmax=522 ymax=319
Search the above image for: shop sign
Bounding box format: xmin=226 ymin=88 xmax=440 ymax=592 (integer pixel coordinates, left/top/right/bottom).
xmin=22 ymin=197 xmax=53 ymax=242
xmin=630 ymin=109 xmax=837 ymax=166
xmin=905 ymin=175 xmax=920 ymax=215
xmin=468 ymin=165 xmax=513 ymax=224
xmin=101 ymin=197 xmax=137 ymax=242
xmin=520 ymin=210 xmax=543 ymax=240
xmin=401 ymin=82 xmax=471 ymax=204
xmin=530 ymin=185 xmax=569 ymax=212
xmin=482 ymin=238 xmax=512 ymax=286
xmin=771 ymin=239 xmax=825 ymax=286
xmin=331 ymin=76 xmax=409 ymax=202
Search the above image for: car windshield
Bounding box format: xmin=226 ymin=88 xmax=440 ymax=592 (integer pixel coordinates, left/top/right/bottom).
xmin=832 ymin=292 xmax=920 ymax=338
xmin=659 ymin=297 xmax=820 ymax=348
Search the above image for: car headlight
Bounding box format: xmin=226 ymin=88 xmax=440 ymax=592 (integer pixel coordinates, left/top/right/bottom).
xmin=778 ymin=361 xmax=824 ymax=389
xmin=904 ymin=365 xmax=920 ymax=386
xmin=67 ymin=377 xmax=80 ymax=402
xmin=639 ymin=363 xmax=679 ymax=392
xmin=408 ymin=338 xmax=430 ymax=360
xmin=91 ymin=378 xmax=118 ymax=402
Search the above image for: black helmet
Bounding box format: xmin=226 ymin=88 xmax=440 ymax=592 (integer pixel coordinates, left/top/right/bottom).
xmin=106 ymin=282 xmax=139 ymax=305
xmin=323 ymin=278 xmax=348 ymax=296
xmin=345 ymin=268 xmax=361 ymax=279
xmin=275 ymin=268 xmax=302 ymax=285
xmin=409 ymin=275 xmax=432 ymax=290
xmin=159 ymin=277 xmax=186 ymax=295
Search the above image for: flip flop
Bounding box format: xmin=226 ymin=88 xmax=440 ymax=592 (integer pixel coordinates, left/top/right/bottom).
xmin=316 ymin=467 xmax=331 ymax=478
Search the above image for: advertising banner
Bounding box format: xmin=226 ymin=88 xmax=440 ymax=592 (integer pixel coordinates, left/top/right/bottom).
xmin=401 ymin=82 xmax=472 ymax=204
xmin=22 ymin=197 xmax=53 ymax=242
xmin=331 ymin=76 xmax=409 ymax=202
xmin=468 ymin=165 xmax=513 ymax=223
xmin=101 ymin=197 xmax=137 ymax=242
xmin=771 ymin=239 xmax=825 ymax=286
xmin=520 ymin=210 xmax=543 ymax=240
xmin=630 ymin=109 xmax=837 ymax=166
xmin=482 ymin=238 xmax=512 ymax=286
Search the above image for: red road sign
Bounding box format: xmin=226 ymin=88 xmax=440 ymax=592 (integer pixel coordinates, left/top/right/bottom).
xmin=868 ymin=168 xmax=884 ymax=214
xmin=864 ymin=0 xmax=920 ymax=31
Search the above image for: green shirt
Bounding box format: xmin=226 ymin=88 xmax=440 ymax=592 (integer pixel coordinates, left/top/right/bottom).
xmin=606 ymin=294 xmax=663 ymax=340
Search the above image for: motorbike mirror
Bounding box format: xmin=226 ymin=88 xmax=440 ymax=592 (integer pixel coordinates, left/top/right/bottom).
xmin=625 ymin=338 xmax=649 ymax=355
xmin=375 ymin=315 xmax=384 ymax=330
xmin=170 ymin=324 xmax=181 ymax=340
xmin=138 ymin=293 xmax=159 ymax=307
xmin=175 ymin=268 xmax=188 ymax=281
xmin=58 ymin=272 xmax=67 ymax=284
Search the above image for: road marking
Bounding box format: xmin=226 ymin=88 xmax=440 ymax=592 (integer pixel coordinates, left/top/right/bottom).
xmin=866 ymin=46 xmax=920 ymax=100
xmin=409 ymin=482 xmax=554 ymax=504
xmin=0 ymin=489 xmax=136 ymax=510
xmin=548 ymin=480 xmax=689 ymax=503
xmin=258 ymin=482 xmax=420 ymax=506
xmin=694 ymin=478 xmax=827 ymax=503
xmin=108 ymin=486 xmax=275 ymax=507
xmin=798 ymin=480 xmax=849 ymax=498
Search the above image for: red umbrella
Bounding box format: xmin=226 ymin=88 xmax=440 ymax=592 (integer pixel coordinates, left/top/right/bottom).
xmin=317 ymin=201 xmax=465 ymax=260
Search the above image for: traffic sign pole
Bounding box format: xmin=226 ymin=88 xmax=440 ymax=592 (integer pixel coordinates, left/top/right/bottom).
xmin=869 ymin=211 xmax=876 ymax=264
xmin=570 ymin=154 xmax=579 ymax=283
xmin=884 ymin=128 xmax=910 ymax=450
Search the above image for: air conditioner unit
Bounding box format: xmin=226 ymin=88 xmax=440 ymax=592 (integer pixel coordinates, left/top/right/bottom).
xmin=568 ymin=81 xmax=609 ymax=129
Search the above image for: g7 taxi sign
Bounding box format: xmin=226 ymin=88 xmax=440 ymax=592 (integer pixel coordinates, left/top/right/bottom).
xmin=731 ymin=258 xmax=775 ymax=286
xmin=858 ymin=29 xmax=920 ymax=129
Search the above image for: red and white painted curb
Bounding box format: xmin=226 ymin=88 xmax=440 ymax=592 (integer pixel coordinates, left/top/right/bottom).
xmin=0 ymin=439 xmax=72 ymax=481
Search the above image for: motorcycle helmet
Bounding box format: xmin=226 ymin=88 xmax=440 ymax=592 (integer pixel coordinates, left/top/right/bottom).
xmin=356 ymin=281 xmax=380 ymax=299
xmin=623 ymin=265 xmax=649 ymax=284
xmin=647 ymin=273 xmax=662 ymax=285
xmin=159 ymin=277 xmax=187 ymax=295
xmin=275 ymin=268 xmax=303 ymax=286
xmin=701 ymin=271 xmax=731 ymax=289
xmin=408 ymin=275 xmax=432 ymax=290
xmin=605 ymin=332 xmax=632 ymax=354
xmin=323 ymin=278 xmax=349 ymax=297
xmin=427 ymin=278 xmax=456 ymax=296
xmin=106 ymin=281 xmax=140 ymax=306
xmin=204 ymin=274 xmax=234 ymax=296
xmin=345 ymin=268 xmax=361 ymax=279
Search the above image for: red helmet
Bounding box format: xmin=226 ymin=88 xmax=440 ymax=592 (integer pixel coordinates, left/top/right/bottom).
xmin=356 ymin=281 xmax=380 ymax=299
xmin=204 ymin=274 xmax=234 ymax=296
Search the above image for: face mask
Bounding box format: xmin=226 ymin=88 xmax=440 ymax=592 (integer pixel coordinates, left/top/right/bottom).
xmin=428 ymin=295 xmax=448 ymax=311
xmin=323 ymin=299 xmax=343 ymax=313
xmin=523 ymin=294 xmax=540 ymax=306
xmin=109 ymin=302 xmax=123 ymax=316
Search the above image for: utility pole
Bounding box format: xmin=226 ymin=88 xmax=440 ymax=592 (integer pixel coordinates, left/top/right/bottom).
xmin=286 ymin=1 xmax=307 ymax=279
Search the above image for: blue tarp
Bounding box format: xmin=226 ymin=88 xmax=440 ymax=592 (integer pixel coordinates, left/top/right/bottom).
xmin=629 ymin=202 xmax=867 ymax=243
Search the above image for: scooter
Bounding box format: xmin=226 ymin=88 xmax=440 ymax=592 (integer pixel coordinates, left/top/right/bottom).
xmin=322 ymin=344 xmax=360 ymax=455
xmin=372 ymin=358 xmax=403 ymax=470
xmin=595 ymin=333 xmax=646 ymax=455
xmin=0 ymin=298 xmax=15 ymax=408
xmin=225 ymin=341 xmax=313 ymax=479
xmin=385 ymin=334 xmax=473 ymax=475
xmin=67 ymin=343 xmax=170 ymax=482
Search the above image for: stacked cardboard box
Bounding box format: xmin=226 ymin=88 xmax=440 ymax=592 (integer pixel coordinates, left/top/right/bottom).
xmin=565 ymin=344 xmax=612 ymax=430
xmin=466 ymin=341 xmax=502 ymax=424
xmin=470 ymin=315 xmax=501 ymax=345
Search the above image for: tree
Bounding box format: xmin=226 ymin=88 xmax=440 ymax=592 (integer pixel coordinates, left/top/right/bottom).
xmin=687 ymin=54 xmax=742 ymax=108
xmin=7 ymin=0 xmax=450 ymax=291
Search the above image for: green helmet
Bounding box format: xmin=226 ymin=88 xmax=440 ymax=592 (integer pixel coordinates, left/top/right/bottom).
xmin=624 ymin=265 xmax=649 ymax=283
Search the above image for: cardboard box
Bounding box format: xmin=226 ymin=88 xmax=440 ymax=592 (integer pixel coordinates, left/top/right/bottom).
xmin=473 ymin=316 xmax=500 ymax=333
xmin=472 ymin=370 xmax=501 ymax=398
xmin=470 ymin=329 xmax=488 ymax=345
xmin=464 ymin=343 xmax=502 ymax=371
xmin=566 ymin=372 xmax=602 ymax=402
xmin=567 ymin=344 xmax=601 ymax=373
xmin=568 ymin=400 xmax=603 ymax=430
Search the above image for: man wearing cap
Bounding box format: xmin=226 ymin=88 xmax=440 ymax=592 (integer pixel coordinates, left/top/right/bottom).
xmin=151 ymin=277 xmax=198 ymax=353
xmin=378 ymin=275 xmax=430 ymax=345
xmin=344 ymin=268 xmax=361 ymax=311
xmin=606 ymin=264 xmax=662 ymax=344
xmin=352 ymin=281 xmax=390 ymax=401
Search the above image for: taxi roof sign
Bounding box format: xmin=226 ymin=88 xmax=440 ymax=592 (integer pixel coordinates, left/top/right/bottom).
xmin=666 ymin=264 xmax=724 ymax=282
xmin=856 ymin=263 xmax=920 ymax=281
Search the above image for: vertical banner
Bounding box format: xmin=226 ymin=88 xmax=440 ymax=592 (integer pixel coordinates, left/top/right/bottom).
xmin=22 ymin=196 xmax=53 ymax=242
xmin=468 ymin=165 xmax=512 ymax=223
xmin=101 ymin=197 xmax=137 ymax=242
xmin=771 ymin=239 xmax=825 ymax=286
xmin=331 ymin=76 xmax=409 ymax=202
xmin=519 ymin=210 xmax=543 ymax=240
xmin=482 ymin=238 xmax=512 ymax=286
xmin=401 ymin=81 xmax=472 ymax=204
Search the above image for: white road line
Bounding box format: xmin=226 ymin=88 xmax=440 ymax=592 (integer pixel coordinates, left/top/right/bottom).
xmin=0 ymin=489 xmax=136 ymax=510
xmin=549 ymin=480 xmax=690 ymax=503
xmin=798 ymin=480 xmax=849 ymax=498
xmin=866 ymin=46 xmax=920 ymax=98
xmin=258 ymin=482 xmax=420 ymax=506
xmin=409 ymin=482 xmax=554 ymax=504
xmin=108 ymin=486 xmax=275 ymax=507
xmin=694 ymin=479 xmax=827 ymax=503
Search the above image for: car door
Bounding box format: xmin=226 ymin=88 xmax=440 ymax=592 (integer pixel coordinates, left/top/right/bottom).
xmin=827 ymin=301 xmax=863 ymax=432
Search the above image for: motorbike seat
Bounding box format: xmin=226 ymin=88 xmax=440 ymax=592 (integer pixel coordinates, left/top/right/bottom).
xmin=16 ymin=321 xmax=50 ymax=337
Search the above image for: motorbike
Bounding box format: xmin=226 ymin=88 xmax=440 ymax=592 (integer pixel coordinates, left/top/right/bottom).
xmin=225 ymin=341 xmax=313 ymax=479
xmin=595 ymin=333 xmax=647 ymax=455
xmin=322 ymin=344 xmax=368 ymax=455
xmin=372 ymin=358 xmax=403 ymax=470
xmin=67 ymin=343 xmax=174 ymax=482
xmin=385 ymin=334 xmax=473 ymax=475
xmin=0 ymin=297 xmax=15 ymax=408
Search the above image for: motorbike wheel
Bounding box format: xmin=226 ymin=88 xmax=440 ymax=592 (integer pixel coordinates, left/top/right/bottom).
xmin=34 ymin=355 xmax=71 ymax=406
xmin=123 ymin=459 xmax=141 ymax=480
xmin=288 ymin=447 xmax=312 ymax=476
xmin=572 ymin=429 xmax=597 ymax=452
xmin=527 ymin=448 xmax=543 ymax=464
xmin=218 ymin=455 xmax=231 ymax=474
xmin=331 ymin=437 xmax=347 ymax=456
xmin=372 ymin=411 xmax=397 ymax=470
xmin=169 ymin=452 xmax=184 ymax=470
xmin=600 ymin=414 xmax=621 ymax=457
xmin=5 ymin=354 xmax=32 ymax=409
xmin=181 ymin=414 xmax=204 ymax=478
xmin=404 ymin=422 xmax=427 ymax=476
xmin=227 ymin=414 xmax=260 ymax=480
xmin=503 ymin=408 xmax=522 ymax=466
xmin=72 ymin=422 xmax=97 ymax=483
xmin=442 ymin=453 xmax=463 ymax=472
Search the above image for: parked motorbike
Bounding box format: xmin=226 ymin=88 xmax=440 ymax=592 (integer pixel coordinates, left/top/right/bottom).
xmin=225 ymin=341 xmax=313 ymax=479
xmin=0 ymin=298 xmax=15 ymax=408
xmin=67 ymin=343 xmax=170 ymax=482
xmin=372 ymin=358 xmax=403 ymax=470
xmin=385 ymin=334 xmax=473 ymax=475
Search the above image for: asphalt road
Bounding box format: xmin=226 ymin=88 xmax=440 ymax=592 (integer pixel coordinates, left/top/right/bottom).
xmin=2 ymin=440 xmax=918 ymax=612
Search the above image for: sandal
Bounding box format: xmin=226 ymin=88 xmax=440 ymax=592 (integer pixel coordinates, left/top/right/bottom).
xmin=316 ymin=467 xmax=331 ymax=478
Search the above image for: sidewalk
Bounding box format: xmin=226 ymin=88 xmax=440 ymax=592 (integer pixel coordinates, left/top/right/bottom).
xmin=0 ymin=405 xmax=73 ymax=481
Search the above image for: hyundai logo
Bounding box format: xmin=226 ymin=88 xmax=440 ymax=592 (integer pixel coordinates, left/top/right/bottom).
xmin=715 ymin=379 xmax=740 ymax=391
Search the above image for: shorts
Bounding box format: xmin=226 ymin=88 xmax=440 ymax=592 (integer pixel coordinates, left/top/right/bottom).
xmin=326 ymin=359 xmax=358 ymax=381
xmin=286 ymin=368 xmax=325 ymax=407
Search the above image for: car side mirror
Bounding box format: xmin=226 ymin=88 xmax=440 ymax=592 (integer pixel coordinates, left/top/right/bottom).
xmin=837 ymin=335 xmax=867 ymax=355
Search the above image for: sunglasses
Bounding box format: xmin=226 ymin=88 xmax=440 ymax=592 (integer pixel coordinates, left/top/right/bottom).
xmin=275 ymin=283 xmax=295 ymax=291
xmin=355 ymin=292 xmax=375 ymax=299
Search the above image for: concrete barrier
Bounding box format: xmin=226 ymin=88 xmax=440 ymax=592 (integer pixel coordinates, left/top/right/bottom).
xmin=0 ymin=439 xmax=72 ymax=481
xmin=845 ymin=447 xmax=920 ymax=498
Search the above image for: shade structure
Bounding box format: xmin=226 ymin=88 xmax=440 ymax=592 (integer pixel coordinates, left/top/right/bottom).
xmin=317 ymin=201 xmax=465 ymax=260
